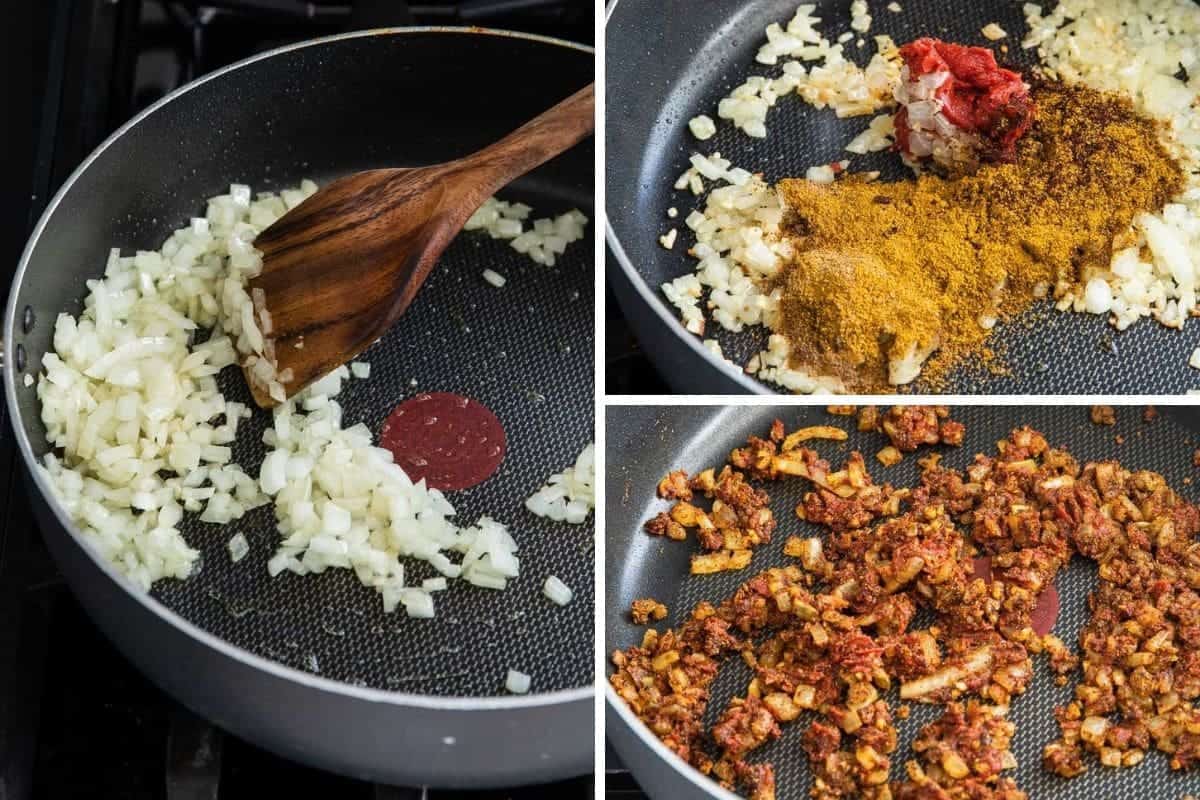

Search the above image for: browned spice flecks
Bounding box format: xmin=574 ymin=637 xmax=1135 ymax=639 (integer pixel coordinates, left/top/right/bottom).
xmin=1090 ymin=405 xmax=1117 ymax=426
xmin=646 ymin=465 xmax=778 ymax=574
xmin=880 ymin=405 xmax=964 ymax=451
xmin=631 ymin=598 xmax=669 ymax=625
xmin=774 ymin=82 xmax=1184 ymax=392
xmin=613 ymin=413 xmax=1200 ymax=800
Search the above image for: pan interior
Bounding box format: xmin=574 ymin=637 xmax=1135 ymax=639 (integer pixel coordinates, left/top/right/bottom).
xmin=12 ymin=31 xmax=594 ymax=697
xmin=606 ymin=404 xmax=1200 ymax=798
xmin=605 ymin=0 xmax=1200 ymax=393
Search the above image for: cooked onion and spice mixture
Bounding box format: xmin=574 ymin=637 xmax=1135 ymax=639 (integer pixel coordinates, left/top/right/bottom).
xmin=612 ymin=407 xmax=1200 ymax=799
xmin=662 ymin=0 xmax=1200 ymax=392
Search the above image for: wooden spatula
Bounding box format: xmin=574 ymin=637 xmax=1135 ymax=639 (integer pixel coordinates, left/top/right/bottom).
xmin=242 ymin=83 xmax=594 ymax=408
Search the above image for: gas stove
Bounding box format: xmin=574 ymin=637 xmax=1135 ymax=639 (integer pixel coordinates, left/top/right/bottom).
xmin=604 ymin=743 xmax=648 ymax=799
xmin=3 ymin=3 xmax=591 ymax=798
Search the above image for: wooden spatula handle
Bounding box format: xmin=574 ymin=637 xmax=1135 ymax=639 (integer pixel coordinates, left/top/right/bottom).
xmin=245 ymin=82 xmax=595 ymax=407
xmin=467 ymin=83 xmax=595 ymax=194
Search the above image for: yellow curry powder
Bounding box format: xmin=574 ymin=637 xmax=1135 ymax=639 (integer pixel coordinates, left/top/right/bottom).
xmin=775 ymin=81 xmax=1184 ymax=392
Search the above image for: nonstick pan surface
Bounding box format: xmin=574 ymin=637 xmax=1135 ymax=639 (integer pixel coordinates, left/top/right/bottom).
xmin=606 ymin=404 xmax=1200 ymax=798
xmin=6 ymin=28 xmax=592 ymax=786
xmin=605 ymin=0 xmax=1199 ymax=394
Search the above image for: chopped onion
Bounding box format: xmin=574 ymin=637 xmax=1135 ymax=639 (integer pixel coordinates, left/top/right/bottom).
xmin=464 ymin=197 xmax=588 ymax=267
xmin=228 ymin=532 xmax=250 ymax=562
xmin=36 ymin=178 xmax=522 ymax=612
xmin=543 ymin=575 xmax=573 ymax=606
xmin=401 ymin=589 xmax=435 ymax=619
xmin=526 ymin=443 xmax=595 ymax=524
xmin=505 ymin=669 xmax=531 ymax=694
xmin=34 ymin=181 xmax=319 ymax=589
xmin=688 ymin=114 xmax=717 ymax=141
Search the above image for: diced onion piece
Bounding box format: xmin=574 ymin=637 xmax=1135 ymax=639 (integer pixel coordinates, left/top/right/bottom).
xmin=401 ymin=589 xmax=435 ymax=619
xmin=901 ymin=647 xmax=994 ymax=700
xmin=806 ymin=164 xmax=837 ymax=184
xmin=505 ymin=669 xmax=532 ymax=694
xmin=260 ymin=449 xmax=289 ymax=495
xmin=981 ymin=22 xmax=1007 ymax=40
xmin=1084 ymin=278 xmax=1112 ymax=314
xmin=543 ymin=575 xmax=573 ymax=606
xmin=526 ymin=443 xmax=595 ymax=524
xmin=688 ymin=114 xmax=717 ymax=140
xmin=228 ymin=532 xmax=250 ymax=562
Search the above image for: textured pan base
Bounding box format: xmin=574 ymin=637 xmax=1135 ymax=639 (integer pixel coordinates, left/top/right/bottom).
xmin=144 ymin=172 xmax=596 ymax=697
xmin=606 ymin=405 xmax=1200 ymax=798
xmin=21 ymin=170 xmax=597 ymax=698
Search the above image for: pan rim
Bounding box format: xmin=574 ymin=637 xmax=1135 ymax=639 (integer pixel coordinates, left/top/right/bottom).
xmin=603 ymin=0 xmax=772 ymax=396
xmin=5 ymin=25 xmax=592 ymax=711
xmin=603 ymin=401 xmax=739 ymax=797
xmin=606 ymin=684 xmax=739 ymax=799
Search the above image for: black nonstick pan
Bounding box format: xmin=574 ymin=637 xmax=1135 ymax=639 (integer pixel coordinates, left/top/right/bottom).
xmin=606 ymin=404 xmax=1200 ymax=798
xmin=605 ymin=0 xmax=1199 ymax=395
xmin=5 ymin=28 xmax=593 ymax=788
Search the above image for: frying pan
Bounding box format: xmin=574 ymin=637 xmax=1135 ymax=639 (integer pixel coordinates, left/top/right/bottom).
xmin=4 ymin=28 xmax=594 ymax=788
xmin=606 ymin=404 xmax=1200 ymax=798
xmin=605 ymin=0 xmax=1200 ymax=395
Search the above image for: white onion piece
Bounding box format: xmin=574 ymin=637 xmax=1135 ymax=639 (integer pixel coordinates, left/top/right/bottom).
xmin=505 ymin=669 xmax=531 ymax=694
xmin=543 ymin=575 xmax=573 ymax=606
xmin=228 ymin=532 xmax=250 ymax=562
xmin=525 ymin=443 xmax=595 ymax=524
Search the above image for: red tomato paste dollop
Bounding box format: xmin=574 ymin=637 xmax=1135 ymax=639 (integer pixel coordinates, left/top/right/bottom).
xmin=380 ymin=393 xmax=506 ymax=491
xmin=896 ymin=38 xmax=1034 ymax=162
xmin=972 ymin=556 xmax=1060 ymax=636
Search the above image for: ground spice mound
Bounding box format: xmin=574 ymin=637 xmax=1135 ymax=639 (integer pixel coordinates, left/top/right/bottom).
xmin=775 ymin=81 xmax=1184 ymax=392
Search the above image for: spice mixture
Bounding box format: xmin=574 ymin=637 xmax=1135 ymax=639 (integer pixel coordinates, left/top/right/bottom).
xmin=775 ymin=82 xmax=1183 ymax=392
xmin=613 ymin=407 xmax=1200 ymax=799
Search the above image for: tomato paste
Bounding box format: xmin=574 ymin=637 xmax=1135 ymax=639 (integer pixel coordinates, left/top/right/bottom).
xmin=895 ymin=38 xmax=1034 ymax=164
xmin=379 ymin=393 xmax=506 ymax=491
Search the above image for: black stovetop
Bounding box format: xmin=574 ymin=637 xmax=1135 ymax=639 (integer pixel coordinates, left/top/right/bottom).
xmin=3 ymin=3 xmax=591 ymax=798
xmin=604 ymin=742 xmax=647 ymax=799
xmin=604 ymin=278 xmax=671 ymax=396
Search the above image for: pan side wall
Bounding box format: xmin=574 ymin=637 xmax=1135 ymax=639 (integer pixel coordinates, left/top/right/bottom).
xmin=30 ymin=474 xmax=591 ymax=787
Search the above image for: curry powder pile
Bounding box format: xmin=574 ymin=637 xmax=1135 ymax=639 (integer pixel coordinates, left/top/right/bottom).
xmin=774 ymin=81 xmax=1184 ymax=392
